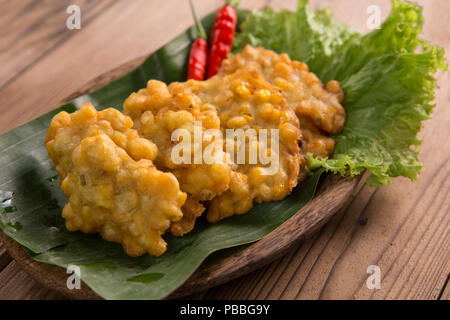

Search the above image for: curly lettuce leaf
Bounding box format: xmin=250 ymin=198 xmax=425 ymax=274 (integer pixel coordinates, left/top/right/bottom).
xmin=234 ymin=0 xmax=447 ymax=186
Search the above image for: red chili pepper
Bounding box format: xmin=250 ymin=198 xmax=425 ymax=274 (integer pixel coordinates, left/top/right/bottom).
xmin=187 ymin=0 xmax=208 ymax=81
xmin=206 ymin=0 xmax=239 ymax=79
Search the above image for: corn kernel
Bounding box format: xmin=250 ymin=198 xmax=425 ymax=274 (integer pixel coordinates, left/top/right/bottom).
xmin=227 ymin=116 xmax=247 ymax=128
xmin=243 ymin=44 xmax=258 ymax=59
xmin=302 ymin=72 xmax=321 ymax=86
xmin=274 ymin=62 xmax=293 ymax=77
xmin=280 ymin=53 xmax=291 ymax=64
xmin=73 ymin=103 xmax=97 ymax=126
xmin=248 ymin=167 xmax=265 ymax=186
xmin=230 ymin=79 xmax=241 ymax=90
xmin=280 ymin=110 xmax=293 ymax=122
xmin=52 ymin=111 xmax=71 ymax=130
xmin=235 ymin=83 xmax=251 ymax=99
xmin=254 ymin=89 xmax=272 ymax=102
xmin=112 ymin=131 xmax=127 ymax=149
xmin=220 ymin=113 xmax=229 ymax=123
xmin=244 ymin=114 xmax=254 ymax=124
xmin=81 ymin=206 xmax=91 ymax=219
xmin=128 ymin=137 xmax=158 ymax=161
xmin=274 ymin=77 xmax=292 ymax=91
xmin=279 ymin=123 xmax=299 ymax=142
xmin=140 ymin=111 xmax=155 ymax=127
xmin=258 ymin=103 xmax=281 ymax=121
xmin=241 ymin=103 xmax=250 ymax=114
xmin=258 ymin=103 xmax=272 ymax=120
xmin=292 ymin=60 xmax=309 ymax=71
xmin=61 ymin=176 xmax=70 ymax=193
xmin=270 ymin=92 xmax=284 ymax=105
xmin=325 ymin=80 xmax=345 ymax=102
xmin=99 ymin=108 xmax=133 ymax=131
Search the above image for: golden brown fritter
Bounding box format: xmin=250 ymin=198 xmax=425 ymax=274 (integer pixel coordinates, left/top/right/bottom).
xmin=220 ymin=45 xmax=346 ymax=136
xmin=180 ymin=64 xmax=302 ymax=222
xmin=216 ymin=45 xmax=345 ymax=185
xmin=123 ymin=80 xmax=232 ymax=234
xmin=46 ymin=103 xmax=187 ymax=256
xmin=170 ymin=197 xmax=205 ymax=236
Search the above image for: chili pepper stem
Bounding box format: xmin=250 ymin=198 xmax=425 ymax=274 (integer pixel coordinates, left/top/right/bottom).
xmin=227 ymin=0 xmax=240 ymax=7
xmin=189 ymin=0 xmax=207 ymax=39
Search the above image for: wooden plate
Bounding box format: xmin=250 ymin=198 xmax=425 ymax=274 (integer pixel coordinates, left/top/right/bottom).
xmin=0 ymin=48 xmax=362 ymax=299
xmin=0 ymin=173 xmax=361 ymax=299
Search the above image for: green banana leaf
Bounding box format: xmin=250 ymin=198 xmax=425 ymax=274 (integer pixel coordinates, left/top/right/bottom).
xmin=0 ymin=8 xmax=321 ymax=300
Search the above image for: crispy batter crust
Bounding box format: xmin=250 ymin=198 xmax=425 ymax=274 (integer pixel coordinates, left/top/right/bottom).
xmin=46 ymin=103 xmax=186 ymax=256
xmin=124 ymin=80 xmax=232 ymax=234
xmin=181 ymin=64 xmax=302 ymax=222
xmin=221 ymin=45 xmax=346 ymax=135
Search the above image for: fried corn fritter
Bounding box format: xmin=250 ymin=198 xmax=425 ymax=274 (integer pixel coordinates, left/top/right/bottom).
xmin=123 ymin=80 xmax=232 ymax=235
xmin=46 ymin=103 xmax=186 ymax=256
xmin=220 ymin=45 xmax=345 ymax=135
xmin=180 ymin=68 xmax=302 ymax=223
xmin=218 ymin=45 xmax=345 ymax=182
xmin=46 ymin=46 xmax=345 ymax=257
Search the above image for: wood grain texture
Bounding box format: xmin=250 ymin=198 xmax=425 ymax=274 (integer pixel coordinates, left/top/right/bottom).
xmin=0 ymin=0 xmax=118 ymax=91
xmin=0 ymin=260 xmax=65 ymax=300
xmin=0 ymin=0 xmax=259 ymax=134
xmin=0 ymin=0 xmax=449 ymax=300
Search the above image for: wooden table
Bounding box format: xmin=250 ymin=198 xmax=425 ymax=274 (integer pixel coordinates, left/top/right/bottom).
xmin=0 ymin=0 xmax=448 ymax=300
